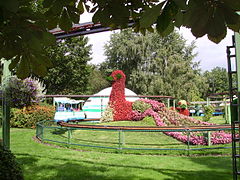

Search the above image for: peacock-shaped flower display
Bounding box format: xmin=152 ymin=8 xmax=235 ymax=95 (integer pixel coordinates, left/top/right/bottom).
xmin=108 ymin=70 xmax=133 ymax=121
xmin=107 ymin=70 xmax=235 ymax=145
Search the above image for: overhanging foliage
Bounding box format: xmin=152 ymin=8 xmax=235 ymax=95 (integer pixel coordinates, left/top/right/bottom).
xmin=0 ymin=0 xmax=239 ymax=78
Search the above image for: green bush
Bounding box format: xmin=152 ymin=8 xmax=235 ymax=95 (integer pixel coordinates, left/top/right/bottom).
xmin=203 ymin=105 xmax=214 ymax=122
xmin=10 ymin=104 xmax=55 ymax=128
xmin=132 ymin=100 xmax=151 ymax=113
xmin=0 ymin=146 xmax=23 ymax=180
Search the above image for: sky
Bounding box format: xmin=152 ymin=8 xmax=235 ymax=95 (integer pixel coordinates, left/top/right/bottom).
xmin=179 ymin=28 xmax=234 ymax=71
xmin=81 ymin=13 xmax=234 ymax=72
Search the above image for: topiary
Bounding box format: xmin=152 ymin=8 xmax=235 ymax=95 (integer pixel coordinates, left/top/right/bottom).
xmin=132 ymin=100 xmax=151 ymax=113
xmin=0 ymin=147 xmax=24 ymax=180
xmin=203 ymin=105 xmax=214 ymax=122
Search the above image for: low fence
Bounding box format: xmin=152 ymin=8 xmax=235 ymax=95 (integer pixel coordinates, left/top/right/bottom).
xmin=36 ymin=120 xmax=235 ymax=154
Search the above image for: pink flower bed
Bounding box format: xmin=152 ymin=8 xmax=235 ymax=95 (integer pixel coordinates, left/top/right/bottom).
xmin=108 ymin=70 xmax=233 ymax=145
xmin=133 ymin=99 xmax=234 ymax=145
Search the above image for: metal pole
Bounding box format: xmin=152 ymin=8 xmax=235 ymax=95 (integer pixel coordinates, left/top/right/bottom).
xmin=36 ymin=124 xmax=39 ymax=139
xmin=223 ymin=96 xmax=228 ymax=124
xmin=207 ymin=97 xmax=210 ymax=106
xmin=234 ymin=32 xmax=240 ymax=180
xmin=208 ymin=131 xmax=211 ymax=146
xmin=42 ymin=127 xmax=44 ymax=143
xmin=2 ymin=60 xmax=11 ymax=150
xmin=67 ymin=128 xmax=71 ymax=146
xmin=101 ymin=98 xmax=103 ymax=117
xmin=121 ymin=130 xmax=125 ymax=146
xmin=118 ymin=130 xmax=122 ymax=150
xmin=187 ymin=130 xmax=190 ymax=156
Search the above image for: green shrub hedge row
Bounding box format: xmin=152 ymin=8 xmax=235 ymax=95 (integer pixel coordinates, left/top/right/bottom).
xmin=10 ymin=104 xmax=55 ymax=128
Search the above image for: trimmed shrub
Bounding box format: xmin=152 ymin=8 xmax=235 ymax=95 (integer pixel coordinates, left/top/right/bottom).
xmin=10 ymin=104 xmax=55 ymax=128
xmin=132 ymin=100 xmax=151 ymax=113
xmin=203 ymin=105 xmax=214 ymax=122
xmin=0 ymin=146 xmax=23 ymax=180
xmin=5 ymin=76 xmax=46 ymax=109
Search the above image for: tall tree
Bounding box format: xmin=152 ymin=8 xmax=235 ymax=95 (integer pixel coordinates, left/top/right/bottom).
xmin=87 ymin=65 xmax=110 ymax=94
xmin=203 ymin=67 xmax=229 ymax=95
xmin=101 ymin=29 xmax=207 ymax=101
xmin=0 ymin=0 xmax=239 ymax=79
xmin=43 ymin=37 xmax=91 ymax=95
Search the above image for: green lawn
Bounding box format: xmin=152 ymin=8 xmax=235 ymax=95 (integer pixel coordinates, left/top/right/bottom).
xmin=193 ymin=115 xmax=227 ymax=125
xmin=10 ymin=128 xmax=233 ymax=180
xmin=39 ymin=116 xmax=232 ymax=156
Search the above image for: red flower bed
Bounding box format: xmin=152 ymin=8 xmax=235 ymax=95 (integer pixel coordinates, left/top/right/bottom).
xmin=109 ymin=70 xmax=132 ymax=121
xmin=108 ymin=70 xmax=234 ymax=145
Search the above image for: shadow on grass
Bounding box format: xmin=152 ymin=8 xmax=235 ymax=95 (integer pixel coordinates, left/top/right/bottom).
xmin=15 ymin=152 xmax=232 ymax=180
xmin=51 ymin=129 xmax=68 ymax=135
xmin=69 ymin=137 xmax=182 ymax=146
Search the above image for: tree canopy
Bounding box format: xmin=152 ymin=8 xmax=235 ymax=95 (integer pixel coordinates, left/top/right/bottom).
xmin=87 ymin=65 xmax=110 ymax=94
xmin=101 ymin=29 xmax=207 ymax=101
xmin=43 ymin=37 xmax=91 ymax=95
xmin=0 ymin=0 xmax=240 ymax=78
xmin=203 ymin=67 xmax=229 ymax=95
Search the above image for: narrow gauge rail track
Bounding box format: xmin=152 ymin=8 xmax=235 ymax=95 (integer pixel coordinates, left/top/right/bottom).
xmin=58 ymin=120 xmax=236 ymax=132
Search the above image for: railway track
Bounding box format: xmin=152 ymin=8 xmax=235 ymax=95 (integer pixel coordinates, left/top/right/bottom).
xmin=58 ymin=120 xmax=235 ymax=131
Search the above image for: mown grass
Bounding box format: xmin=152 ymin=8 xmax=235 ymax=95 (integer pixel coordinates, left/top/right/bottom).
xmin=39 ymin=116 xmax=232 ymax=156
xmin=10 ymin=128 xmax=233 ymax=180
xmin=193 ymin=115 xmax=228 ymax=125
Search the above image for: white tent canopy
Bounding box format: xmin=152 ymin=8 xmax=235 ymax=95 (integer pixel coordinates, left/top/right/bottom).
xmin=82 ymin=87 xmax=139 ymax=118
xmin=54 ymin=87 xmax=139 ymax=121
xmin=54 ymin=97 xmax=84 ymax=104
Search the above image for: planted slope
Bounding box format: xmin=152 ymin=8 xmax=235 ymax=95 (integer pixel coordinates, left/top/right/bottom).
xmin=132 ymin=99 xmax=233 ymax=145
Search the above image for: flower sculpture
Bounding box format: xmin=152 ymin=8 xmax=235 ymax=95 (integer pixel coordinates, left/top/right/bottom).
xmin=176 ymin=100 xmax=190 ymax=116
xmin=107 ymin=70 xmax=234 ymax=145
xmin=109 ymin=70 xmax=133 ymax=121
xmin=132 ymin=99 xmax=234 ymax=145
